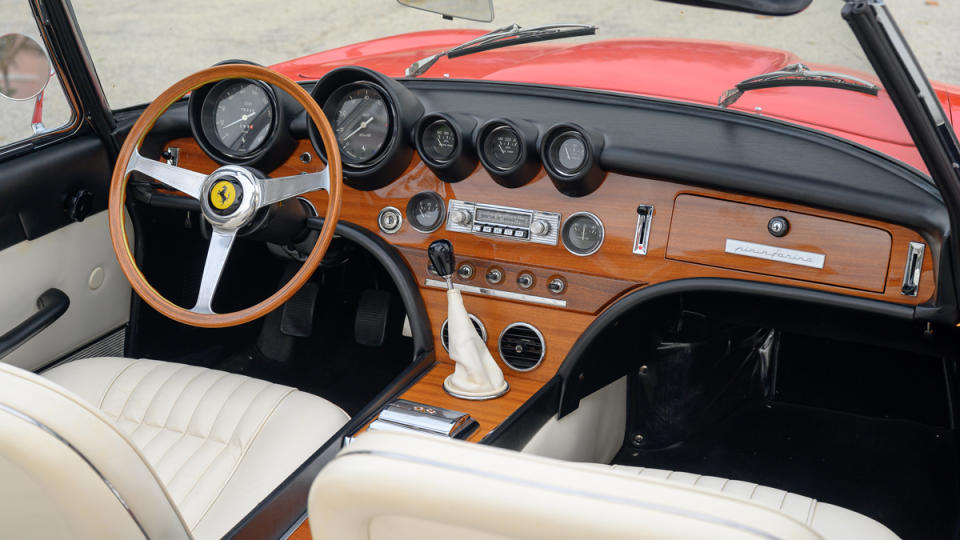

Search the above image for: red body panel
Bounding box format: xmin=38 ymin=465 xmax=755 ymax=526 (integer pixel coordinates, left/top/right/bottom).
xmin=272 ymin=30 xmax=960 ymax=174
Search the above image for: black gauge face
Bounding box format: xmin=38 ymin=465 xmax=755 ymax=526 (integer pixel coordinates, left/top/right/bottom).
xmin=421 ymin=119 xmax=457 ymax=163
xmin=201 ymin=80 xmax=275 ymax=158
xmin=483 ymin=125 xmax=522 ymax=171
xmin=561 ymin=212 xmax=604 ymax=256
xmin=551 ymin=132 xmax=588 ymax=174
xmin=326 ymin=83 xmax=391 ymax=165
xmin=406 ymin=191 xmax=446 ymax=233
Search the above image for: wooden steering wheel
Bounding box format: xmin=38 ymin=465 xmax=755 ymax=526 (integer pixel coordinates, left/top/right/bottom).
xmin=108 ymin=64 xmax=342 ymax=328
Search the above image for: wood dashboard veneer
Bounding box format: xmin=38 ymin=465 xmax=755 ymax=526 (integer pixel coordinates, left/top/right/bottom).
xmin=667 ymin=195 xmax=892 ymax=293
xmin=164 ymin=137 xmax=935 ymax=306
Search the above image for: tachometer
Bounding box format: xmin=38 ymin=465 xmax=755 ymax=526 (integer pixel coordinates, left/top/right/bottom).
xmin=200 ymin=79 xmax=276 ymax=159
xmin=325 ymin=82 xmax=392 ymax=165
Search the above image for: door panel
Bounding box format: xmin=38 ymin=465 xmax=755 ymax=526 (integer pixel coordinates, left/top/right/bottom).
xmin=0 ymin=134 xmax=130 ymax=371
xmin=0 ymin=210 xmax=130 ymax=370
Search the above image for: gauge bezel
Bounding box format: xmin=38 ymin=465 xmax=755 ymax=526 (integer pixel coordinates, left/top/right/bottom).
xmin=190 ymin=78 xmax=282 ymax=164
xmin=561 ymin=211 xmax=605 ymax=256
xmin=414 ymin=112 xmax=478 ymax=183
xmin=475 ymin=118 xmax=540 ymax=188
xmin=322 ymin=81 xmax=394 ymax=167
xmin=540 ymin=123 xmax=606 ymax=197
xmin=405 ymin=191 xmax=447 ymax=233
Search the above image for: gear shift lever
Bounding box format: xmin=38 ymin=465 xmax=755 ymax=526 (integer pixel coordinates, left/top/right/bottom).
xmin=428 ymin=240 xmax=508 ymax=400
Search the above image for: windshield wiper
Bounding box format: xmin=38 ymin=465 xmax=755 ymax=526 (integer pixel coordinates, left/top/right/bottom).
xmin=718 ymin=63 xmax=879 ymax=108
xmin=405 ymin=23 xmax=597 ymax=78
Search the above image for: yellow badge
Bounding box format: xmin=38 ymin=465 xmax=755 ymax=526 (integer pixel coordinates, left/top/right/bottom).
xmin=210 ymin=180 xmax=237 ymax=210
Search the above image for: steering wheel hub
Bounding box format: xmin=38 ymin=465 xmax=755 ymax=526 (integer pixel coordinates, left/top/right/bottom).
xmin=200 ymin=166 xmax=260 ymax=229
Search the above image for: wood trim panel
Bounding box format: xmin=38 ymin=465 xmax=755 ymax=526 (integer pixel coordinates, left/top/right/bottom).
xmin=165 ymin=137 xmax=936 ymax=307
xmin=398 ymin=363 xmax=546 ymax=442
xmin=666 ymin=194 xmax=893 ymax=293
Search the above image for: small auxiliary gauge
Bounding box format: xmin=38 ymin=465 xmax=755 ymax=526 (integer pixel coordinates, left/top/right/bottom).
xmin=561 ymin=212 xmax=605 ymax=256
xmin=406 ymin=191 xmax=446 ymax=233
xmin=549 ymin=131 xmax=588 ymax=175
xmin=421 ymin=119 xmax=457 ymax=163
xmin=483 ymin=125 xmax=522 ymax=171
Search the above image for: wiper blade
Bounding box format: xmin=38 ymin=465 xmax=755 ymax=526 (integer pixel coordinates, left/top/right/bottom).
xmin=405 ymin=23 xmax=597 ymax=78
xmin=718 ymin=63 xmax=879 ymax=108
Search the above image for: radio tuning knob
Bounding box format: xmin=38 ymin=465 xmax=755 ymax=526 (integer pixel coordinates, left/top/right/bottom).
xmin=531 ymin=219 xmax=550 ymax=236
xmin=451 ymin=210 xmax=471 ymax=226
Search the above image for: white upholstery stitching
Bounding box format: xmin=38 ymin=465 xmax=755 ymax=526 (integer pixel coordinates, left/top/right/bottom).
xmin=96 ymin=359 xmax=139 ymax=409
xmin=187 ymin=387 xmax=297 ymax=531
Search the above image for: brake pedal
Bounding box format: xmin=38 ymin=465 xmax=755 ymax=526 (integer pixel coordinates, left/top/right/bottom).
xmin=280 ymin=282 xmax=319 ymax=337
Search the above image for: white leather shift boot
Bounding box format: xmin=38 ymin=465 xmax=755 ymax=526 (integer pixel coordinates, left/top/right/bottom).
xmin=443 ymin=289 xmax=509 ymax=399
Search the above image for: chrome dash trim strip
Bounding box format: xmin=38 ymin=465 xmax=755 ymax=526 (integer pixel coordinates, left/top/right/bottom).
xmin=424 ymin=279 xmax=566 ymax=307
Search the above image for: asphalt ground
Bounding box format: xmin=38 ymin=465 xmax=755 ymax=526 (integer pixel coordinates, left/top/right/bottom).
xmin=2 ymin=0 xmax=958 ymax=146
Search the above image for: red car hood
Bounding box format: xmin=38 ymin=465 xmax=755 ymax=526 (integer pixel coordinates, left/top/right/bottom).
xmin=274 ymin=29 xmax=960 ymax=174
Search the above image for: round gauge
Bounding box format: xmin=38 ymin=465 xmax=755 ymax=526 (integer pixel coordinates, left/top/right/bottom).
xmin=421 ymin=119 xmax=458 ymax=163
xmin=561 ymin=212 xmax=605 ymax=256
xmin=549 ymin=131 xmax=588 ymax=175
xmin=482 ymin=125 xmax=523 ymax=171
xmin=405 ymin=191 xmax=446 ymax=233
xmin=324 ymin=82 xmax=392 ymax=166
xmin=200 ymin=79 xmax=276 ymax=159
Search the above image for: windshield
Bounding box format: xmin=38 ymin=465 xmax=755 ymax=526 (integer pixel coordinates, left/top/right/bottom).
xmin=72 ymin=1 xmax=957 ymax=110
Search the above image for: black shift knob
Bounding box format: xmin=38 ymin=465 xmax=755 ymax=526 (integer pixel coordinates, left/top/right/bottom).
xmin=427 ymin=239 xmax=455 ymax=279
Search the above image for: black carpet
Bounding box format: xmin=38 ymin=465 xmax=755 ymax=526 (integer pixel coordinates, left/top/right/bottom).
xmin=614 ymin=403 xmax=960 ymax=540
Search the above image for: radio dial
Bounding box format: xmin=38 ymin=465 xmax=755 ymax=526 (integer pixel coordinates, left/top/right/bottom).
xmin=531 ymin=220 xmax=550 ymax=236
xmin=451 ymin=209 xmax=471 ymax=226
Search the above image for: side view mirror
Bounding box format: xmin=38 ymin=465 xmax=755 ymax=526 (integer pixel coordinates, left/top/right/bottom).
xmin=397 ymin=0 xmax=494 ymax=22
xmin=0 ymin=33 xmax=52 ymax=101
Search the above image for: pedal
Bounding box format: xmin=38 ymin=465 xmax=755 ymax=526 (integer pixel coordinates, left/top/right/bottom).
xmin=354 ymin=289 xmax=392 ymax=347
xmin=280 ymin=282 xmax=319 ymax=337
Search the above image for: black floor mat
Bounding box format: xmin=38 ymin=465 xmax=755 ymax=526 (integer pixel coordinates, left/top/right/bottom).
xmin=614 ymin=403 xmax=960 ymax=540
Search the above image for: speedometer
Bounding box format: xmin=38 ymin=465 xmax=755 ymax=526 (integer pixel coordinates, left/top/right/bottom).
xmin=199 ymin=79 xmax=276 ymax=159
xmin=324 ymin=82 xmax=392 ymax=165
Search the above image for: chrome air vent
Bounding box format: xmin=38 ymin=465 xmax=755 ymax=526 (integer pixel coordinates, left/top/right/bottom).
xmin=440 ymin=314 xmax=487 ymax=352
xmin=498 ymin=323 xmax=545 ymax=371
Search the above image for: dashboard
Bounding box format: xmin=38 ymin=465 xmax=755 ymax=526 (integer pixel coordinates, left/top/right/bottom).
xmin=151 ymin=65 xmax=945 ymax=439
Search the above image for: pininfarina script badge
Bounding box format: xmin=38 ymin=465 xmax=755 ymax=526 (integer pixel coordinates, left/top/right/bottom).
xmin=724 ymin=239 xmax=825 ymax=269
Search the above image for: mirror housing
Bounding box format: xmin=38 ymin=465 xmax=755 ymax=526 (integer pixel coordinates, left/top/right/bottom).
xmin=656 ymin=0 xmax=811 ymax=16
xmin=0 ymin=33 xmax=52 ymax=101
xmin=397 ymin=0 xmax=494 ymax=22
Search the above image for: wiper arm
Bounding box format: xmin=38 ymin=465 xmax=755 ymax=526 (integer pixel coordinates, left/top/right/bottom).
xmin=718 ymin=63 xmax=879 ymax=108
xmin=405 ymin=23 xmax=597 ymax=78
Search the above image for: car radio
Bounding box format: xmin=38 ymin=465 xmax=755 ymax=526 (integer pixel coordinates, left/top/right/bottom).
xmin=445 ymin=200 xmax=561 ymax=245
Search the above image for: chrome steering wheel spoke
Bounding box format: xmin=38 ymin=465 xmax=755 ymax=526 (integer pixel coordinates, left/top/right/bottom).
xmin=190 ymin=227 xmax=238 ymax=314
xmin=126 ymin=149 xmax=206 ymax=200
xmin=256 ymin=167 xmax=329 ymax=209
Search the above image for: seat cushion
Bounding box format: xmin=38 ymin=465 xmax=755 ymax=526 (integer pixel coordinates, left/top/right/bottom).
xmin=44 ymin=357 xmax=349 ymax=540
xmin=607 ymin=465 xmax=898 ymax=539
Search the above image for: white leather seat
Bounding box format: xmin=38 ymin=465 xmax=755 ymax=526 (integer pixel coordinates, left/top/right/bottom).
xmin=0 ymin=357 xmax=348 ymax=540
xmin=308 ymin=431 xmax=898 ymax=540
xmin=604 ymin=465 xmax=897 ymax=539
